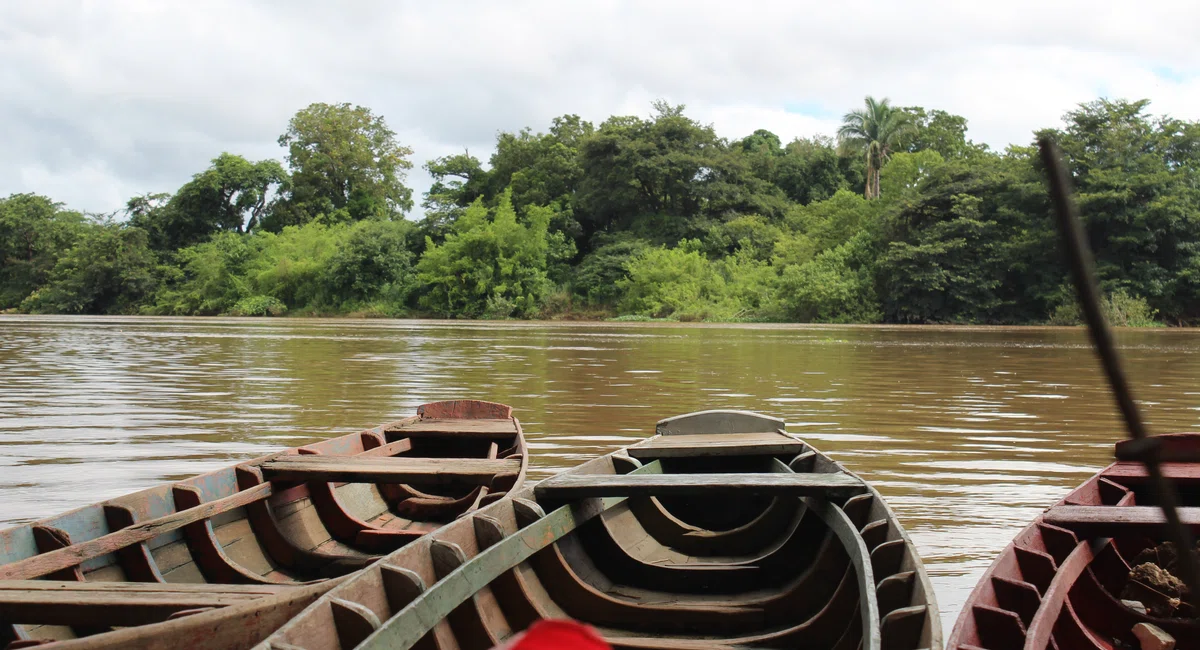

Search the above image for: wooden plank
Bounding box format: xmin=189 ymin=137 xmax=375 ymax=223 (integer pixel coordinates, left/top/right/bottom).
xmin=0 ymin=580 xmax=297 ymax=627
xmin=356 ymin=438 xmax=415 ymax=458
xmin=534 ymin=472 xmax=864 ymax=501
xmin=655 ymin=410 xmax=785 ymax=436
xmin=1101 ymin=462 xmax=1200 ymax=482
xmin=627 ymin=432 xmax=807 ymax=459
xmin=259 ymin=456 xmax=521 ymax=485
xmin=0 ymin=480 xmax=272 ymax=581
xmin=386 ymin=419 xmax=518 ymax=438
xmin=417 ymin=400 xmax=513 ymax=419
xmin=358 ymin=463 xmax=662 ymax=650
xmin=0 ymin=580 xmax=296 ymax=595
xmin=1043 ymin=505 xmax=1200 ymax=535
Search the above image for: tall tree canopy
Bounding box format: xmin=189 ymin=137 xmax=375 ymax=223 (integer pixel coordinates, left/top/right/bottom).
xmin=838 ymin=97 xmax=916 ymax=199
xmin=130 ymin=154 xmax=287 ymax=251
xmin=0 ymin=194 xmax=86 ymax=308
xmin=11 ymin=95 xmax=1200 ymax=326
xmin=268 ymin=103 xmax=414 ymax=230
xmin=576 ymin=101 xmax=787 ymax=246
xmin=900 ymin=107 xmax=989 ymax=161
xmin=421 ymin=152 xmax=488 ymax=237
xmin=1045 ymin=99 xmax=1200 ymax=322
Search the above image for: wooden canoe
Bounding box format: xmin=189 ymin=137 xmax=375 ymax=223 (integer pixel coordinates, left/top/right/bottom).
xmin=947 ymin=432 xmax=1200 ymax=649
xmin=261 ymin=409 xmax=943 ymax=650
xmin=0 ymin=399 xmax=528 ymax=650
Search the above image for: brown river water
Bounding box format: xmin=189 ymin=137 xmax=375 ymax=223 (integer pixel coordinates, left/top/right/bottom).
xmin=2 ymin=315 xmax=1200 ymax=629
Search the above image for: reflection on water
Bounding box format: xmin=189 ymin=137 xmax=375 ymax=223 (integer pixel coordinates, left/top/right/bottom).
xmin=3 ymin=315 xmax=1200 ymax=627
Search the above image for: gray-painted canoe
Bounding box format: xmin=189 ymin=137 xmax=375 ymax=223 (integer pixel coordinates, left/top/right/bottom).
xmin=260 ymin=409 xmax=942 ymax=650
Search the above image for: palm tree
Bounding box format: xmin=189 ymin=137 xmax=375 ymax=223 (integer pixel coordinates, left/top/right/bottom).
xmin=837 ymin=97 xmax=915 ymax=199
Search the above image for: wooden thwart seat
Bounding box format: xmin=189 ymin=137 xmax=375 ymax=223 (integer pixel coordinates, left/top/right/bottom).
xmin=535 ymin=472 xmax=864 ymax=500
xmin=1042 ymin=505 xmax=1200 ymax=535
xmin=385 ymin=419 xmax=519 ymax=438
xmin=1099 ymin=462 xmax=1200 ymax=482
xmin=0 ymin=580 xmax=298 ymax=626
xmin=259 ymin=456 xmax=522 ymax=485
xmin=627 ymin=432 xmax=808 ymax=459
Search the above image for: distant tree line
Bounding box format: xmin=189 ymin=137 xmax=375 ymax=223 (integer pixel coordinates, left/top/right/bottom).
xmin=2 ymin=97 xmax=1197 ymax=325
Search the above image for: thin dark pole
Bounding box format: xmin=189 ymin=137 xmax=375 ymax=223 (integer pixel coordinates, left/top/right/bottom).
xmin=1038 ymin=136 xmax=1200 ymax=610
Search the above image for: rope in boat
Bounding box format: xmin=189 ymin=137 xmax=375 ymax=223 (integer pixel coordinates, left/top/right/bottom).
xmin=1038 ymin=136 xmax=1200 ymax=610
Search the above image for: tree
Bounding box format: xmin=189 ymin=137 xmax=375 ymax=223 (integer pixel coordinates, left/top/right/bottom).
xmin=416 ymin=190 xmax=556 ymax=318
xmin=21 ymin=218 xmax=159 ymax=314
xmin=576 ymin=102 xmax=786 ymax=246
xmin=269 ymin=103 xmax=414 ymax=229
xmin=778 ymin=232 xmax=882 ymax=323
xmin=0 ymin=194 xmax=86 ymax=308
xmin=616 ymin=240 xmax=724 ymax=319
xmin=878 ymin=150 xmax=946 ymax=200
xmin=900 ymin=107 xmax=990 ymax=161
xmin=488 ymin=115 xmax=593 ymax=210
xmin=772 ymin=137 xmax=861 ymax=205
xmin=571 ymin=236 xmax=650 ymax=306
xmin=837 ymin=97 xmax=916 ymax=199
xmin=874 ymin=156 xmax=1054 ymax=324
xmin=174 ymin=153 xmax=287 ymax=234
xmin=131 ymin=155 xmax=287 ymax=252
xmin=616 ymin=239 xmax=776 ymax=321
xmin=1044 ymin=99 xmax=1200 ymax=322
xmin=421 ymin=152 xmax=488 ymax=238
xmin=321 ymin=220 xmax=417 ymax=312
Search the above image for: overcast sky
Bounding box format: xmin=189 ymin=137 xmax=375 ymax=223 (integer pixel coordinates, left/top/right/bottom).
xmin=3 ymin=1 xmax=1199 ymax=217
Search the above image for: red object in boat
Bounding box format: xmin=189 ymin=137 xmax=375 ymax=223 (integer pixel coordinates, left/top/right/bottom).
xmin=498 ymin=620 xmax=612 ymax=649
xmin=947 ymin=432 xmax=1200 ymax=649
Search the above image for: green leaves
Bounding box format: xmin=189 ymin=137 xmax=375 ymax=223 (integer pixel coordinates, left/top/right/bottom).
xmin=130 ymin=154 xmax=287 ymax=252
xmin=0 ymin=194 xmax=87 ymax=309
xmin=838 ymin=97 xmax=917 ymax=199
xmin=21 ymin=218 xmax=160 ymax=315
xmin=416 ymin=190 xmax=554 ymax=318
xmin=269 ymin=103 xmax=414 ymax=229
xmin=778 ymin=233 xmax=881 ymax=323
xmin=10 ymin=95 xmax=1200 ymax=326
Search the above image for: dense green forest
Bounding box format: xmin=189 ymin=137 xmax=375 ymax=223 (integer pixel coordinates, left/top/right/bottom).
xmin=3 ymin=97 xmax=1198 ymax=325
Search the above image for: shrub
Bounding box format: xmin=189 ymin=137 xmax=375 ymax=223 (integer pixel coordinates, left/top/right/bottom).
xmin=617 ymin=240 xmax=719 ymax=319
xmin=230 ymin=295 xmax=287 ymax=316
xmin=572 ymin=238 xmax=649 ymax=306
xmin=416 ymin=190 xmax=555 ymax=318
xmin=616 ymin=240 xmax=777 ymax=321
xmin=777 ymin=233 xmax=882 ymax=323
xmin=1048 ymin=289 xmax=1160 ymax=327
xmin=22 ymin=220 xmax=159 ymax=314
xmin=321 ymin=219 xmax=416 ymax=311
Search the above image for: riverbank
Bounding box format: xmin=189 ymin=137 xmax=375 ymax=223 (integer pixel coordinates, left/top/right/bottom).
xmin=1 ymin=312 xmax=1189 ymax=332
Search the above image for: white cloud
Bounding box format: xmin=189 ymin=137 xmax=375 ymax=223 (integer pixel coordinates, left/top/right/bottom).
xmin=2 ymin=0 xmax=1199 ymax=215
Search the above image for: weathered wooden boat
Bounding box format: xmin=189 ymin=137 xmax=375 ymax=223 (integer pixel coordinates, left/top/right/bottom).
xmin=948 ymin=433 xmax=1200 ymax=649
xmin=0 ymin=400 xmax=528 ymax=650
xmin=261 ymin=409 xmax=942 ymax=650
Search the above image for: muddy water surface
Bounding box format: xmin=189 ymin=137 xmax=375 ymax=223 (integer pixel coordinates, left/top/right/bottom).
xmin=3 ymin=315 xmax=1200 ymax=629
